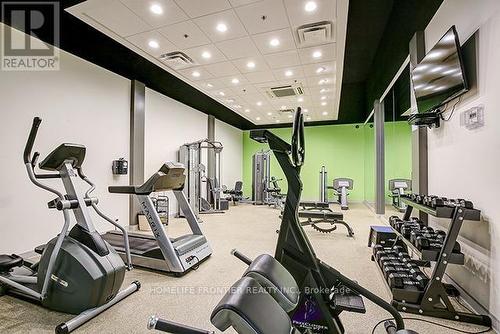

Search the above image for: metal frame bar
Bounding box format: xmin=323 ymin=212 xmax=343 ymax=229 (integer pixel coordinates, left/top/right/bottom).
xmin=374 ymin=100 xmax=385 ymax=215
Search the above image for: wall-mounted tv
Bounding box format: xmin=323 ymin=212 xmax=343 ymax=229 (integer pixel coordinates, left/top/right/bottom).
xmin=412 ymin=26 xmax=468 ymax=113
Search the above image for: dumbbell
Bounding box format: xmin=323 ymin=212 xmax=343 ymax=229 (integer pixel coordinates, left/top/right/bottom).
xmin=419 ymin=240 xmax=461 ymax=253
xmin=410 ymin=228 xmax=443 ymax=245
xmin=387 ymin=272 xmax=428 ymax=290
xmin=383 ymin=263 xmax=421 ymax=279
xmin=423 ymin=195 xmax=438 ymax=207
xmin=379 ymin=253 xmax=411 ymax=268
xmin=430 ymin=197 xmax=448 ymax=208
xmin=389 ymin=216 xmax=401 ymax=226
xmin=400 ymin=223 xmax=428 ymax=239
xmin=374 ymin=245 xmax=405 ymax=262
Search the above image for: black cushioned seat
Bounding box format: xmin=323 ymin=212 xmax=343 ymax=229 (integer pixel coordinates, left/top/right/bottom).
xmin=0 ymin=254 xmax=23 ymax=272
xmin=243 ymin=254 xmax=299 ymax=312
xmin=211 ymin=277 xmax=297 ymax=334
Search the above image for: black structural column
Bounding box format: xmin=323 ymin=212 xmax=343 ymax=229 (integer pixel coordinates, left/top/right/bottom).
xmin=374 ymin=99 xmax=385 ymax=215
xmin=409 ymin=31 xmax=428 ymax=223
xmin=130 ymin=80 xmax=146 ymax=226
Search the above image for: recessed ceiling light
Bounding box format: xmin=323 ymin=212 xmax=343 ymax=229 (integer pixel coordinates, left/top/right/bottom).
xmin=256 ymin=117 xmax=261 ymax=121
xmin=276 ymin=119 xmax=281 ymax=123
xmin=321 ymin=96 xmax=327 ymax=100
xmin=227 ymin=98 xmax=235 ymax=103
xmin=246 ymin=61 xmax=256 ymax=69
xmin=304 ymin=1 xmax=317 ymax=12
xmin=303 ymin=108 xmax=309 ymax=112
xmin=245 ymin=109 xmax=250 ymax=113
xmin=267 ymin=112 xmax=272 ymax=116
xmin=206 ymin=83 xmax=213 ymax=88
xmin=192 ymin=71 xmax=200 ymax=77
xmin=201 ymin=51 xmax=211 ymax=59
xmin=316 ymin=66 xmax=326 ymax=73
xmin=322 ymin=111 xmax=328 ymax=115
xmin=281 ymin=105 xmax=287 ymax=110
xmin=321 ymin=102 xmax=327 ymax=106
xmin=231 ymin=78 xmax=239 ymax=84
xmin=219 ymin=91 xmax=225 ymax=96
xmin=150 ymin=4 xmax=163 ymax=15
xmin=320 ymin=88 xmax=327 ymax=93
xmin=306 ymin=116 xmax=311 ymax=121
xmin=216 ymin=23 xmax=228 ymax=32
xmin=297 ymin=97 xmax=304 ymax=102
xmin=313 ymin=51 xmax=322 ymax=58
xmin=234 ymin=105 xmax=242 ymax=109
xmin=318 ymin=79 xmax=328 ymax=85
xmin=270 ymin=38 xmax=280 ymax=47
xmin=148 ymin=40 xmax=159 ymax=49
xmin=288 ymin=114 xmax=293 ymax=118
xmin=256 ymin=101 xmax=262 ymax=106
xmin=285 ymin=70 xmax=293 ymax=77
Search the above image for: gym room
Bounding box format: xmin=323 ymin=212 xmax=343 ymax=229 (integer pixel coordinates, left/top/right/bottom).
xmin=0 ymin=0 xmax=498 ymax=333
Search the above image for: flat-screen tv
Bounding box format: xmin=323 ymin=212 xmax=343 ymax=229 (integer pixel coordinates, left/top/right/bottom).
xmin=412 ymin=26 xmax=468 ymax=113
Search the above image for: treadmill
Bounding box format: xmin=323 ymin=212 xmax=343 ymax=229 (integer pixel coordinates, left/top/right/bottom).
xmin=102 ymin=162 xmax=212 ymax=275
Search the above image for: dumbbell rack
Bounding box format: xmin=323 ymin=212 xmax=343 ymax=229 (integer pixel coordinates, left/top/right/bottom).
xmin=387 ymin=197 xmax=491 ymax=326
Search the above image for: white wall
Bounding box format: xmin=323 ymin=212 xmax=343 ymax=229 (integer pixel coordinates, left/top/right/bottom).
xmin=423 ymin=0 xmax=500 ymax=324
xmin=144 ymin=88 xmax=208 ymax=215
xmin=0 ymin=24 xmax=131 ymax=254
xmin=215 ymin=119 xmax=243 ymax=189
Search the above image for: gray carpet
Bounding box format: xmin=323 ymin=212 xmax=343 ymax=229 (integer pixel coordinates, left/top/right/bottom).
xmin=0 ymin=203 xmax=494 ymax=333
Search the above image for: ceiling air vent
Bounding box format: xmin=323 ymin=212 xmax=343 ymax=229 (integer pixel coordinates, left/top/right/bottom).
xmin=296 ymin=21 xmax=334 ymax=46
xmin=279 ymin=108 xmax=295 ymax=114
xmin=159 ymin=51 xmax=194 ymax=70
xmin=266 ymin=84 xmax=304 ymax=99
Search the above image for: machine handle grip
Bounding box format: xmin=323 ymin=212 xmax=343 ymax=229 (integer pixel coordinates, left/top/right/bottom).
xmin=231 ymin=249 xmax=253 ymax=266
xmin=147 ymin=316 xmax=214 ymax=333
xmin=108 ymin=186 xmax=137 ymax=194
xmin=24 ymin=117 xmax=42 ymax=163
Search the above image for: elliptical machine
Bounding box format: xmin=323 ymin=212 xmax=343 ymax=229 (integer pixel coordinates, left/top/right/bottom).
xmin=0 ymin=117 xmax=140 ymax=333
xmin=147 ymin=108 xmax=417 ymax=334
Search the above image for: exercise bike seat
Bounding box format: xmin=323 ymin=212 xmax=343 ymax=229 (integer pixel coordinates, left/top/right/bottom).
xmin=0 ymin=254 xmax=23 ymax=272
xmin=243 ymin=254 xmax=299 ymax=312
xmin=211 ymin=277 xmax=299 ymax=334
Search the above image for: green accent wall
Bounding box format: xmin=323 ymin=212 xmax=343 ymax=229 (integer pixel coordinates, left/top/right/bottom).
xmin=242 ymin=121 xmax=412 ymax=203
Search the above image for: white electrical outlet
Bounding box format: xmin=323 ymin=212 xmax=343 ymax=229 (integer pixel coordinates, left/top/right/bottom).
xmin=461 ymin=105 xmax=484 ymax=129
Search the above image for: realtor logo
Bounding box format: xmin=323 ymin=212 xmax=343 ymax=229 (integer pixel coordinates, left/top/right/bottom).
xmin=1 ymin=1 xmax=60 ymax=71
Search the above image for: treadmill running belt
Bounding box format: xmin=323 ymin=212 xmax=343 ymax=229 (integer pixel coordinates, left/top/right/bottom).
xmin=103 ymin=232 xmax=159 ymax=255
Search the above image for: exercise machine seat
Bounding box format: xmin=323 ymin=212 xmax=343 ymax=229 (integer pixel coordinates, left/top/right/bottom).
xmin=211 ymin=277 xmax=297 ymax=334
xmin=0 ymin=254 xmax=23 ymax=272
xmin=243 ymin=254 xmax=299 ymax=312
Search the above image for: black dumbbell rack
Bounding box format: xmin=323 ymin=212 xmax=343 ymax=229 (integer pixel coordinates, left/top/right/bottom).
xmin=387 ymin=197 xmax=491 ymax=326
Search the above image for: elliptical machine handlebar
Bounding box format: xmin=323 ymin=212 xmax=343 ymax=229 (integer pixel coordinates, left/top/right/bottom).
xmin=23 ymin=117 xmax=42 ymax=164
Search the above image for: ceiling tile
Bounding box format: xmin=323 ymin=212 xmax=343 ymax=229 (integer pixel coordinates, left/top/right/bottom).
xmin=184 ymin=44 xmax=227 ymax=64
xmin=244 ymin=71 xmax=276 ymax=84
xmin=218 ymin=74 xmax=249 ymax=87
xmin=272 ymin=65 xmax=305 ymax=81
xmin=203 ymin=61 xmax=240 ymax=77
xmin=302 ymin=61 xmax=336 ymax=77
xmin=178 ymin=66 xmax=213 ymax=80
xmin=306 ymin=76 xmax=334 ymax=87
xmin=197 ymin=80 xmax=226 ymax=91
xmin=120 ymin=0 xmax=188 ymax=28
xmin=215 ymin=37 xmax=260 ymax=60
xmin=126 ymin=31 xmax=177 ymax=57
xmin=284 ymin=0 xmax=336 ymax=28
xmin=193 ymin=9 xmax=248 ymax=42
xmin=235 ymin=0 xmax=289 ymax=35
xmin=264 ymin=50 xmax=301 ymax=68
xmin=298 ymin=43 xmax=335 ymax=64
xmin=158 ymin=21 xmax=210 ymax=49
xmin=252 ymin=28 xmax=296 ymax=54
xmin=232 ymin=56 xmax=270 ymax=73
xmin=234 ymin=84 xmax=261 ymax=96
xmin=174 ymin=0 xmax=231 ymax=18
xmin=229 ymin=0 xmax=261 ymax=7
xmin=84 ymin=0 xmax=151 ymax=37
xmin=307 ymin=84 xmax=335 ymax=95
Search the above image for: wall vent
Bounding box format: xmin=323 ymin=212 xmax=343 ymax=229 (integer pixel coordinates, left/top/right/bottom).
xmin=296 ymin=21 xmax=334 ymax=46
xmin=159 ymin=51 xmax=194 ymax=70
xmin=266 ymin=84 xmax=304 ymax=99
